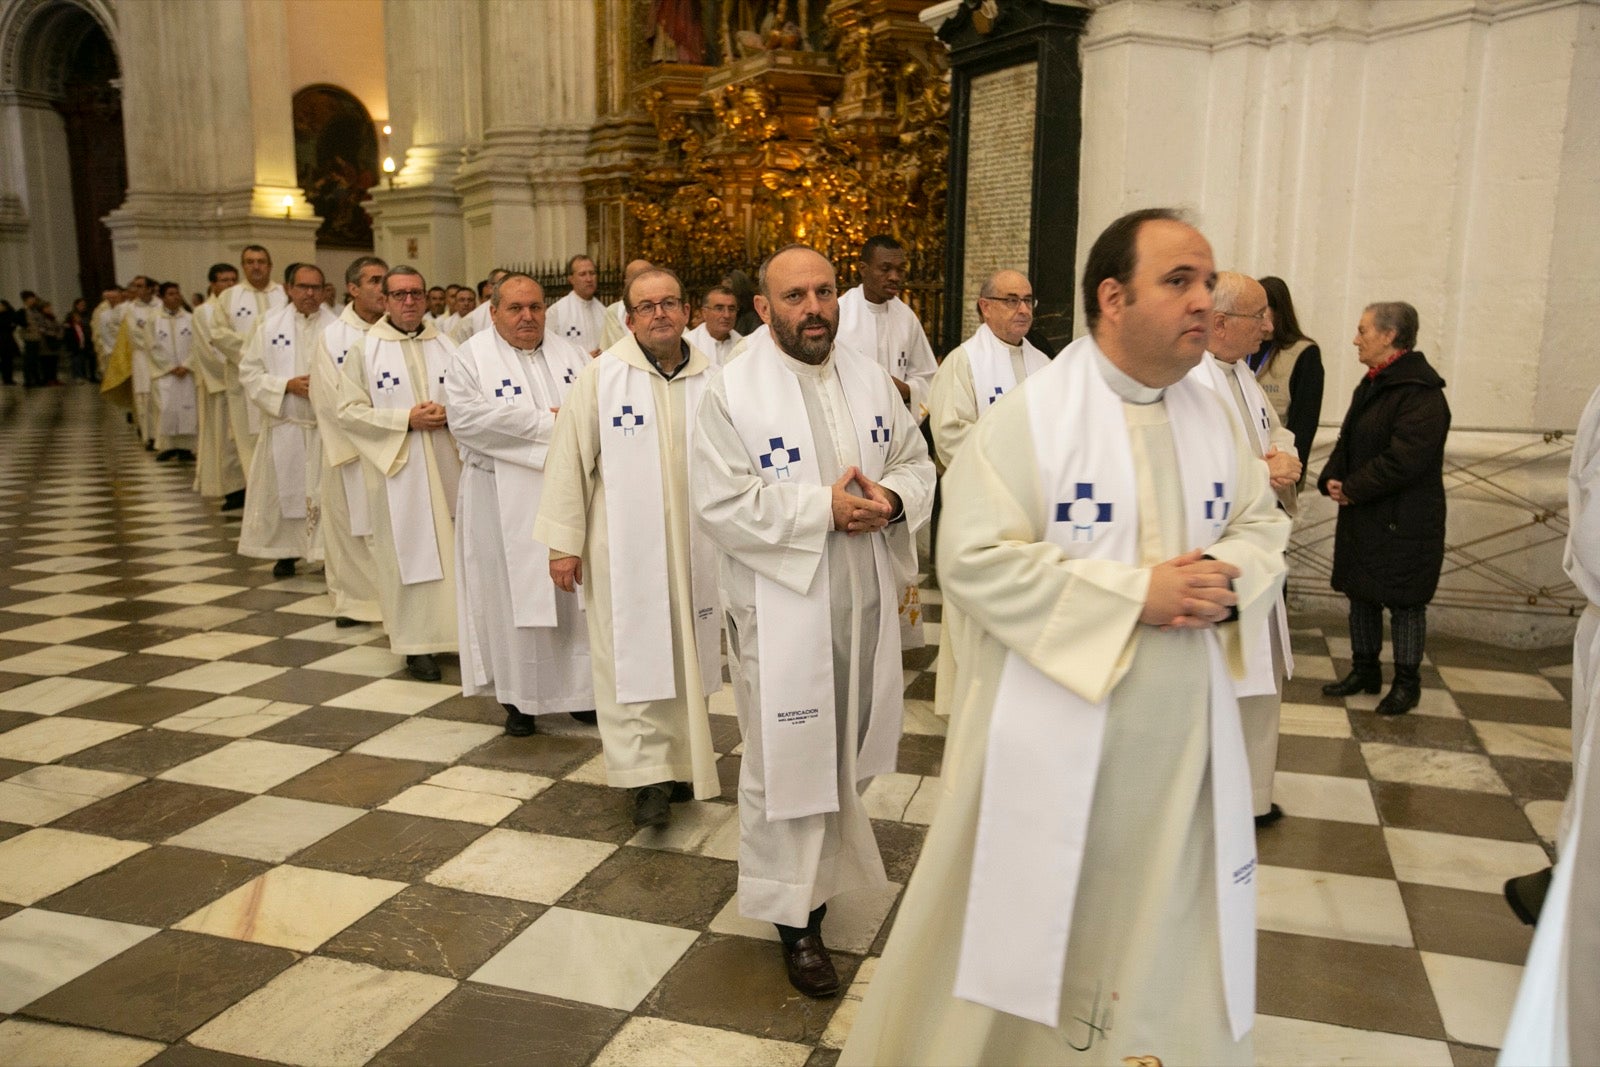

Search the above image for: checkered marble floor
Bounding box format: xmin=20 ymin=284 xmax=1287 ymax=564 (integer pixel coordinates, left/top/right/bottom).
xmin=0 ymin=384 xmax=1571 ymax=1066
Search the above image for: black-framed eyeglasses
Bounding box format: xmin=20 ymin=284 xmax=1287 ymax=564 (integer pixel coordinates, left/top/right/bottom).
xmin=1221 ymin=308 xmax=1268 ymax=322
xmin=387 ymin=289 xmax=427 ymax=302
xmin=982 ymin=294 xmax=1037 ymax=309
xmin=630 ymin=297 xmax=683 ymax=318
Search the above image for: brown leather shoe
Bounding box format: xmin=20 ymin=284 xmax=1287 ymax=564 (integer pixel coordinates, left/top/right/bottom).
xmin=782 ymin=934 xmax=840 ymax=998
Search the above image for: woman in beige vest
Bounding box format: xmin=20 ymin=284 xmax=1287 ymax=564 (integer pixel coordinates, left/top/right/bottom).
xmin=1249 ymin=276 xmax=1324 ymax=483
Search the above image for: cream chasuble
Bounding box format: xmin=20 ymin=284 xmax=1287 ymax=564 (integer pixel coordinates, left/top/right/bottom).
xmin=928 ymin=324 xmax=1050 ymax=468
xmin=335 ymin=317 xmax=461 ymax=655
xmin=840 ymin=338 xmax=1289 ymax=1067
xmin=120 ymin=299 xmax=159 ymax=439
xmin=213 ymin=282 xmax=288 ymax=473
xmin=693 ymin=334 xmax=934 ymax=927
xmin=311 ymin=303 xmax=385 ymax=622
xmin=149 ymin=308 xmax=198 ymax=451
xmin=190 ymin=298 xmax=245 ymax=498
xmin=448 ymin=328 xmax=594 ymax=715
xmin=238 ymin=303 xmax=335 ymax=561
xmin=533 ymin=334 xmax=720 ymax=799
xmin=1501 ymin=383 xmax=1600 ymax=1067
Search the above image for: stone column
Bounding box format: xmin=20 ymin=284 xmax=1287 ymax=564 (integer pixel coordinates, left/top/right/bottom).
xmin=0 ymin=89 xmax=79 ymax=304
xmin=365 ymin=0 xmax=472 ymax=287
xmin=104 ymin=0 xmax=317 ymax=287
xmin=526 ymin=0 xmax=596 ymax=266
xmin=584 ymin=0 xmax=657 ymax=265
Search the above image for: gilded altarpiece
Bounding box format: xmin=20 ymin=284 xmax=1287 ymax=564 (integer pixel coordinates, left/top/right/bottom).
xmin=589 ymin=0 xmax=951 ymax=347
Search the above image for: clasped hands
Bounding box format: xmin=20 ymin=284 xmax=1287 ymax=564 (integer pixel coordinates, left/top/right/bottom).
xmin=408 ymin=401 xmax=448 ymax=431
xmin=283 ymin=374 xmax=310 ymax=398
xmin=1140 ymin=549 xmax=1240 ymax=629
xmin=1264 ymin=446 xmax=1301 ymax=490
xmin=831 ymin=466 xmax=898 ymax=534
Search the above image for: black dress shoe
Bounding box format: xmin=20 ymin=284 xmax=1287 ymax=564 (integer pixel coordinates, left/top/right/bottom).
xmin=1505 ymin=866 xmax=1554 ymax=925
xmin=1323 ymin=660 xmax=1383 ymax=697
xmin=503 ymin=704 xmax=537 ymax=737
xmin=633 ymin=784 xmax=672 ymax=828
xmin=669 ymin=782 xmax=695 ymax=803
xmin=273 ymin=558 xmax=296 ymax=578
xmin=406 ymin=654 xmax=442 ymax=682
xmin=221 ymin=489 xmax=245 ymax=511
xmin=334 ymin=616 xmax=364 ymax=628
xmin=1254 ymin=803 xmax=1284 ymax=829
xmin=156 ymin=449 xmax=178 ymax=462
xmin=569 ymin=710 xmax=598 ymax=725
xmin=1375 ymin=666 xmax=1422 ymax=716
xmin=782 ymin=934 xmax=840 ymax=998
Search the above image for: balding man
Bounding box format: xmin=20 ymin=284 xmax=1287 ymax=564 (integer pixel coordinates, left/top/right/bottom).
xmin=447 ymin=273 xmax=595 ymax=736
xmin=545 ymin=255 xmax=607 ymax=357
xmin=693 ymin=244 xmax=935 ymax=996
xmin=600 ymin=258 xmax=653 ymax=351
xmin=238 ymin=263 xmax=335 ymax=578
xmin=685 ymin=285 xmax=742 ymax=367
xmin=535 ymin=266 xmax=722 ymax=828
xmin=1189 ymin=271 xmax=1301 ymax=827
xmin=929 ymin=269 xmax=1050 ymax=467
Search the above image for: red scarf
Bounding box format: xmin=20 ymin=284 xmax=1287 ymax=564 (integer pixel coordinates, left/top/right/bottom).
xmin=1365 ymin=349 xmax=1407 ymax=380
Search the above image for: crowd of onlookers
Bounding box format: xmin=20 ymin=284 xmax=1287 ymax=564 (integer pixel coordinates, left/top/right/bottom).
xmin=0 ymin=290 xmax=100 ymax=387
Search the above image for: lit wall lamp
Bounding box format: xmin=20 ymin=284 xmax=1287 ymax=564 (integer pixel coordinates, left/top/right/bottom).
xmin=383 ymin=156 xmax=397 ymax=190
xmin=282 ymin=195 xmax=293 ymax=220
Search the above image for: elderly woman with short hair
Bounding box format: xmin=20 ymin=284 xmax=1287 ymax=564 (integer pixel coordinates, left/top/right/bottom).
xmin=1318 ymin=301 xmax=1451 ymax=716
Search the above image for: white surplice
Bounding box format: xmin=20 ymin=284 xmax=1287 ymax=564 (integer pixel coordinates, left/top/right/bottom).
xmin=118 ymin=299 xmax=159 ymax=440
xmin=685 ymin=323 xmax=742 ymax=368
xmin=335 ymin=316 xmax=461 ymax=655
xmin=190 ymin=297 xmax=245 ymax=498
xmin=533 ymin=334 xmax=720 ymax=798
xmin=840 ymin=340 xmax=1289 ymax=1067
xmin=835 ymin=287 xmax=938 ymax=423
xmin=213 ymin=282 xmax=288 ymax=474
xmin=149 ymin=307 xmax=198 ymax=452
xmin=448 ymin=328 xmax=594 ymax=714
xmin=238 ymin=303 xmax=335 ymax=561
xmin=545 ymin=292 xmax=609 ymax=356
xmin=927 ymin=324 xmax=1050 ymax=467
xmin=693 ymin=334 xmax=934 ymax=926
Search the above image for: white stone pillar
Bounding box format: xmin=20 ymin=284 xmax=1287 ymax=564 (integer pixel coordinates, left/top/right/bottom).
xmin=366 ymin=0 xmax=472 ymax=287
xmin=0 ymin=89 xmax=79 ymax=304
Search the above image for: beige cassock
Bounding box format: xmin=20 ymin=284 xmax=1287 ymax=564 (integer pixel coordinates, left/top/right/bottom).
xmin=533 ymin=333 xmax=720 ymax=798
xmin=237 ymin=303 xmax=335 ymax=562
xmin=212 ymin=282 xmax=288 ymax=474
xmin=190 ymin=298 xmax=246 ymax=499
xmin=926 ymin=325 xmax=1051 ymax=719
xmin=450 ymin=301 xmax=491 ymax=346
xmin=335 ymin=316 xmax=461 ymax=655
xmin=447 ymin=328 xmax=594 ymax=716
xmin=91 ymin=300 xmax=118 ymax=376
xmin=149 ymin=307 xmax=198 ymax=453
xmin=693 ymin=337 xmax=935 ymax=927
xmin=1192 ymin=351 xmax=1299 ymax=818
xmin=118 ymin=299 xmax=158 ymax=440
xmin=1501 ymin=383 xmax=1600 ymax=1067
xmin=841 ymin=347 xmax=1288 ymax=1067
xmin=310 ymin=304 xmax=386 ymax=623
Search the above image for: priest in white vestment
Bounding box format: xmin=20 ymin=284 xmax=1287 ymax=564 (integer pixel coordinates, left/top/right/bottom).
xmin=114 ymin=278 xmax=159 ymax=447
xmin=213 ymin=246 xmax=288 ymax=478
xmin=840 ymin=210 xmax=1290 ymax=1067
xmin=545 ymin=255 xmax=609 ymax=357
xmin=693 ymin=246 xmax=935 ymax=997
xmin=449 ymin=270 xmax=506 ymax=346
xmin=336 ymin=266 xmax=462 ymax=683
xmin=310 ymin=256 xmax=388 ymax=627
xmin=238 ymin=264 xmax=334 ymax=576
xmin=836 ymin=236 xmax=937 ymax=651
xmin=149 ymin=283 xmax=198 ymax=460
xmin=535 ymin=267 xmax=722 ymax=829
xmin=1500 ymin=382 xmax=1600 ymax=1067
xmin=1188 ymin=272 xmax=1302 ymax=826
xmin=91 ymin=287 xmax=122 ymax=379
xmin=190 ymin=265 xmax=245 ymax=504
xmin=447 ymin=273 xmax=595 ymax=737
xmin=685 ymin=285 xmax=743 ymax=368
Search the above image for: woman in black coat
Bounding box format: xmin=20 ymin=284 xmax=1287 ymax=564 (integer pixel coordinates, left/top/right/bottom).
xmin=1318 ymin=301 xmax=1451 ymax=716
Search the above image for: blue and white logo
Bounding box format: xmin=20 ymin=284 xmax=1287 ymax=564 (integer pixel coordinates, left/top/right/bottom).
xmin=563 ymin=367 xmax=578 ymax=385
xmin=987 ymin=385 xmax=1005 ymax=407
xmin=493 ymin=377 xmax=523 ymax=404
xmin=1205 ymin=481 xmax=1231 ymax=531
xmin=1054 ymin=482 xmax=1114 ymax=542
xmin=759 ymin=436 xmax=801 ymax=480
xmin=870 ymin=415 xmax=891 ymax=451
xmin=612 ymin=404 xmax=644 ymax=436
xmin=269 ymin=332 xmax=291 ymax=350
xmin=376 ymin=369 xmax=401 ymax=395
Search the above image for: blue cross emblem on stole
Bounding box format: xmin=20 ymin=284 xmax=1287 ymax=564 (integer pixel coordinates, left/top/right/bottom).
xmin=563 ymin=325 xmax=581 ymax=339
xmin=563 ymin=368 xmax=577 ymax=385
xmin=1204 ymin=481 xmax=1231 ymax=530
xmin=612 ymin=404 xmax=644 ymax=436
xmin=269 ymin=333 xmax=291 ymax=349
xmin=1258 ymin=408 xmax=1270 ymax=434
xmin=335 ymin=345 xmax=352 ymax=366
xmin=376 ymin=369 xmax=401 ymax=394
xmin=870 ymin=415 xmax=890 ymax=451
xmin=759 ymin=436 xmax=801 ymax=479
xmin=236 ymin=306 xmax=253 ymax=324
xmin=987 ymin=386 xmax=1005 ymax=406
xmin=493 ymin=377 xmax=523 ymax=404
xmin=1054 ymin=482 xmax=1113 ymax=542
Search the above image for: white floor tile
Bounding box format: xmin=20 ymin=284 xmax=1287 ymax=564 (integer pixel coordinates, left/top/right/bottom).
xmin=1473 ymin=720 xmax=1573 ymax=762
xmin=134 ymin=582 xmax=244 ymax=605
xmin=0 ymin=644 xmax=124 ymax=676
xmin=1279 ymin=702 xmax=1352 ymax=739
xmin=1251 ymin=1014 xmax=1453 ymax=1066
xmin=148 ymin=661 xmax=286 ymax=694
xmin=470 ymin=906 xmax=698 ymax=1010
xmin=1384 ymin=827 xmax=1551 ymax=894
xmin=378 ymin=783 xmax=523 ymax=826
xmin=143 ymin=632 xmax=274 ymax=660
xmin=426 ymin=829 xmax=615 ymax=903
xmin=0 ymin=909 xmax=159 ymax=1013
xmin=154 ymin=696 xmax=308 ymax=737
xmin=1360 ymin=743 xmax=1508 ymax=794
xmin=0 ymin=829 xmax=149 ymax=905
xmin=322 ymin=677 xmax=454 ymax=715
xmin=351 ymin=718 xmax=501 ymax=763
xmin=174 ymin=865 xmax=406 ymax=951
xmin=1525 ymin=799 xmax=1564 ymax=844
xmin=627 ymin=799 xmax=738 ymax=855
xmin=0 ymin=677 xmax=129 ymax=715
xmin=1256 ymin=865 xmax=1413 ymax=946
xmin=0 ymin=618 xmax=125 ymax=644
xmin=168 ymin=795 xmax=365 ymax=861
xmin=1272 ymin=771 xmax=1379 ymax=825
xmin=0 ymin=1019 xmax=165 ymax=1067
xmin=0 ymin=717 xmax=139 ymax=763
xmin=142 ymin=606 xmax=255 ymax=630
xmin=0 ymin=765 xmax=142 ymax=826
xmin=1436 ymin=666 xmax=1564 ymax=701
xmin=159 ymin=738 xmax=335 ymax=793
xmin=592 ymin=1018 xmax=809 ymax=1067
xmin=1420 ymin=951 xmax=1522 ymax=1048
xmin=304 ymin=645 xmax=408 ymax=678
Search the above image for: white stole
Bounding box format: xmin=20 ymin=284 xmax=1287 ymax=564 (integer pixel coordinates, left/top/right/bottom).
xmin=954 ymin=336 xmax=1257 ymax=1041
xmin=226 ymin=285 xmax=284 ymax=435
xmin=260 ymin=305 xmax=332 ymax=521
xmin=463 ymin=329 xmax=589 ymax=627
xmin=319 ymin=314 xmax=374 ymax=538
xmin=1192 ymin=353 xmax=1295 ymax=696
xmin=965 ymin=323 xmax=1048 ymax=413
xmin=364 ymin=329 xmax=454 ymax=585
xmin=594 ymin=350 xmax=720 ymax=704
xmin=154 ymin=313 xmax=198 ymax=437
xmin=721 ymin=336 xmax=905 ymax=820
